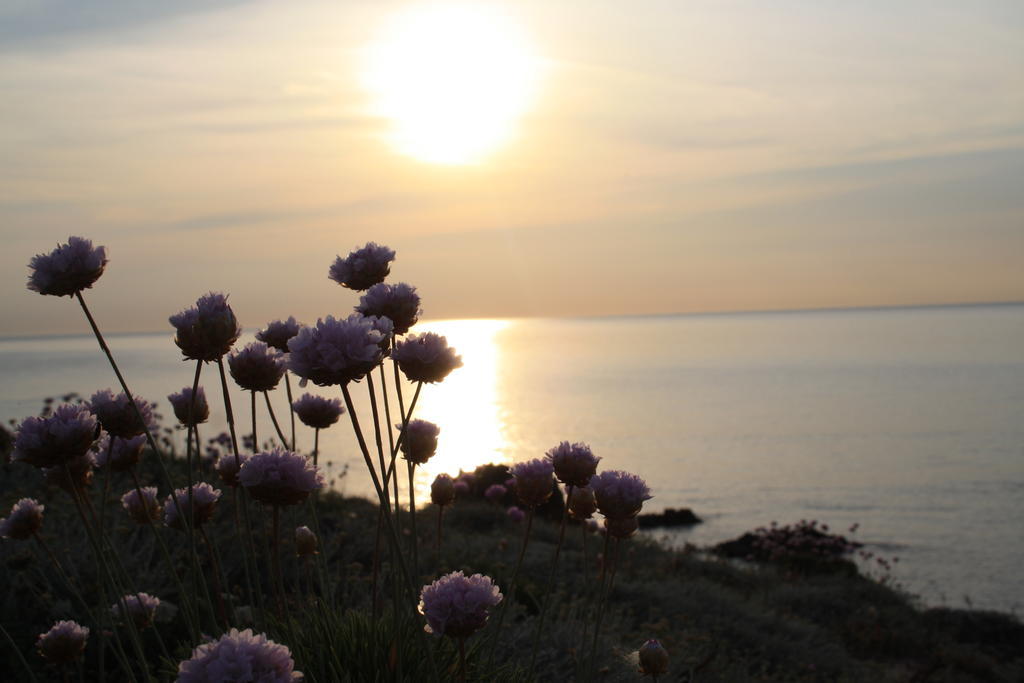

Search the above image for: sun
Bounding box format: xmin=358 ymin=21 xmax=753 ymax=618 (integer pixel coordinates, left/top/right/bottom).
xmin=362 ymin=4 xmax=541 ymax=165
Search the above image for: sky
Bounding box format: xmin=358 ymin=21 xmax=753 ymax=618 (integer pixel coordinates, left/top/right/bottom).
xmin=1 ymin=0 xmax=1022 ymax=336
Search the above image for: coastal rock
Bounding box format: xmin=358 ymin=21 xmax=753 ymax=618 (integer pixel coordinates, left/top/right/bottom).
xmin=638 ymin=507 xmax=702 ymax=527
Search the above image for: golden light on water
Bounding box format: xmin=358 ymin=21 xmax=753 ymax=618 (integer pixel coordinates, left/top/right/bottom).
xmin=410 ymin=318 xmax=511 ymax=496
xmin=361 ymin=4 xmax=541 ymax=164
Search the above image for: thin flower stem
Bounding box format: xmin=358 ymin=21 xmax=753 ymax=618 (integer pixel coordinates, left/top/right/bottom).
xmin=378 ymin=363 xmax=396 ymax=469
xmin=383 ymin=382 xmax=423 ymax=486
xmin=263 ymin=391 xmax=290 ymax=449
xmin=284 ymin=372 xmax=296 ymax=449
xmin=407 ymin=461 xmax=419 ymax=579
xmin=436 ymin=505 xmax=445 ymax=572
xmin=458 ymin=636 xmax=468 ymax=683
xmin=370 ymin=507 xmax=383 ymax=618
xmin=313 ymin=428 xmax=320 ymax=467
xmin=0 ymin=623 xmax=39 ymax=683
xmin=528 ymin=485 xmax=573 ymax=675
xmin=589 ymin=536 xmax=620 ymax=677
xmin=185 ymin=359 xmax=203 ymax=625
xmin=199 ymin=527 xmax=230 ymax=627
xmin=365 ymin=374 xmax=391 ymax=511
xmin=98 ymin=441 xmax=112 ymax=536
xmin=271 ymin=505 xmax=285 ymax=616
xmin=486 ymin=507 xmax=535 ymax=666
xmin=251 ymin=391 xmax=258 ymax=452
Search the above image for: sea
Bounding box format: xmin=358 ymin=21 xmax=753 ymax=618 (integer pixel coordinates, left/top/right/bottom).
xmin=2 ymin=304 xmax=1022 ymax=613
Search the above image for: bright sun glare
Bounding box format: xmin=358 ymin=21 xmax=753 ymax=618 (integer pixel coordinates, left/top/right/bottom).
xmin=362 ymin=4 xmax=540 ymax=165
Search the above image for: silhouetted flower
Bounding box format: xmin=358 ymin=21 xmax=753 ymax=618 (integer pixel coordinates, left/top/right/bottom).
xmin=256 ymin=317 xmax=302 ymax=353
xmin=169 ymin=293 xmax=241 ymax=362
xmin=44 ymin=453 xmax=95 ymax=493
xmin=215 ymin=453 xmax=249 ymax=488
xmin=510 ymin=458 xmax=555 ymax=508
xmin=568 ymin=486 xmax=597 ymax=520
xmin=589 ymin=470 xmax=652 ymax=520
xmin=392 ymin=333 xmax=462 ymax=384
xmin=399 ymin=419 xmax=440 ymax=465
xmin=167 ymin=387 xmax=210 ymax=426
xmin=89 ymin=389 xmax=155 ymax=439
xmin=37 ymin=620 xmax=89 ymax=664
xmin=506 ymin=506 xmax=525 ymax=523
xmin=604 ymin=515 xmax=639 ymax=539
xmin=122 ymin=487 xmax=160 ymax=525
xmin=292 ymin=394 xmax=344 ymax=429
xmin=546 ymin=441 xmax=600 ymax=488
xmin=295 ymin=526 xmax=318 ymax=556
xmin=329 ymin=242 xmax=395 ymax=291
xmin=13 ymin=404 xmax=97 ymax=469
xmin=287 ymin=315 xmax=386 ymax=387
xmin=176 ymin=628 xmax=302 ymax=682
xmin=638 ymin=639 xmax=669 ymax=677
xmin=485 ymin=484 xmax=507 ymax=503
xmin=356 ymin=283 xmax=421 ymax=335
xmin=0 ymin=498 xmax=44 ymax=540
xmin=27 ymin=236 xmax=108 ymax=297
xmin=431 ymin=474 xmax=456 ymax=506
xmin=111 ymin=593 xmax=160 ymax=629
xmin=418 ymin=571 xmax=502 ymax=638
xmin=164 ymin=483 xmax=221 ymax=530
xmin=94 ymin=434 xmax=146 ymax=472
xmin=229 ymin=342 xmax=286 ymax=392
xmin=239 ymin=448 xmax=323 ymax=506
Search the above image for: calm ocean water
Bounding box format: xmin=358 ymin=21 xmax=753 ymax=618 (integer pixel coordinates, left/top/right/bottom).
xmin=2 ymin=304 xmax=1022 ymax=612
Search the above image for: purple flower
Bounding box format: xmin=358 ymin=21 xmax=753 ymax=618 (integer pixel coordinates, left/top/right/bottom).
xmin=546 ymin=441 xmax=600 ymax=488
xmin=568 ymin=486 xmax=597 ymax=520
xmin=37 ymin=620 xmax=89 ymax=664
xmin=398 ymin=419 xmax=440 ymax=465
xmin=13 ymin=404 xmax=98 ymax=469
xmin=122 ymin=486 xmax=160 ymax=525
xmin=27 ymin=236 xmax=108 ymax=297
xmin=44 ymin=453 xmax=95 ymax=493
xmin=176 ymin=628 xmax=302 ymax=682
xmin=328 ymin=242 xmax=395 ymax=291
xmin=111 ymin=592 xmax=160 ymax=629
xmin=453 ymin=479 xmax=470 ymax=496
xmin=430 ymin=473 xmax=456 ymax=506
xmin=167 ymin=387 xmax=210 ymax=426
xmin=604 ymin=515 xmax=639 ymax=539
xmin=506 ymin=506 xmax=525 ymax=523
xmin=484 ymin=484 xmax=507 ymax=503
xmin=589 ymin=470 xmax=652 ymax=520
xmin=291 ymin=394 xmax=344 ymax=430
xmin=392 ymin=333 xmax=462 ymax=384
xmin=638 ymin=639 xmax=669 ymax=677
xmin=287 ymin=315 xmax=386 ymax=387
xmin=215 ymin=453 xmax=249 ymax=488
xmin=229 ymin=341 xmax=286 ymax=392
xmin=256 ymin=317 xmax=302 ymax=353
xmin=164 ymin=483 xmax=221 ymax=530
xmin=509 ymin=458 xmax=555 ymax=508
xmin=0 ymin=498 xmax=44 ymax=540
xmin=239 ymin=448 xmax=323 ymax=506
xmin=169 ymin=292 xmax=241 ymax=362
xmin=356 ymin=283 xmax=421 ymax=335
xmin=94 ymin=434 xmax=146 ymax=472
xmin=89 ymin=389 xmax=155 ymax=439
xmin=418 ymin=571 xmax=502 ymax=638
xmin=295 ymin=526 xmax=318 ymax=556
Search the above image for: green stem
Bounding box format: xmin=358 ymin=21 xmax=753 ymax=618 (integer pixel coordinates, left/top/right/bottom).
xmin=408 ymin=461 xmax=419 ymax=579
xmin=263 ymin=390 xmax=290 ymax=449
xmin=528 ymin=485 xmax=573 ymax=675
xmin=284 ymin=372 xmax=296 ymax=450
xmin=486 ymin=507 xmax=534 ymax=666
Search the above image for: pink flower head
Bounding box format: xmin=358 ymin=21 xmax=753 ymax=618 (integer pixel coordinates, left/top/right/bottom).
xmin=167 ymin=386 xmax=210 ymax=426
xmin=430 ymin=473 xmax=456 ymax=506
xmin=356 ymin=283 xmax=421 ymax=335
xmin=13 ymin=404 xmax=98 ymax=469
xmin=239 ymin=448 xmax=324 ymax=506
xmin=169 ymin=292 xmax=242 ymax=362
xmin=256 ymin=317 xmax=302 ymax=353
xmin=328 ymin=242 xmax=395 ymax=291
xmin=484 ymin=484 xmax=507 ymax=503
xmin=176 ymin=628 xmax=302 ymax=682
xmin=229 ymin=341 xmax=286 ymax=392
xmin=164 ymin=483 xmax=221 ymax=530
xmin=291 ymin=394 xmax=344 ymax=430
xmin=506 ymin=506 xmax=525 ymax=523
xmin=568 ymin=486 xmax=597 ymax=520
xmin=546 ymin=441 xmax=600 ymax=488
xmin=111 ymin=592 xmax=160 ymax=629
xmin=215 ymin=453 xmax=249 ymax=487
xmin=122 ymin=486 xmax=160 ymax=525
xmin=44 ymin=453 xmax=95 ymax=493
xmin=453 ymin=479 xmax=470 ymax=497
xmin=27 ymin=236 xmax=108 ymax=297
xmin=638 ymin=639 xmax=669 ymax=677
xmin=509 ymin=458 xmax=555 ymax=508
xmin=295 ymin=526 xmax=318 ymax=556
xmin=398 ymin=419 xmax=440 ymax=465
xmin=287 ymin=314 xmax=386 ymax=387
xmin=418 ymin=571 xmax=502 ymax=638
xmin=0 ymin=498 xmax=44 ymax=540
xmin=37 ymin=620 xmax=89 ymax=664
xmin=89 ymin=389 xmax=155 ymax=439
xmin=94 ymin=434 xmax=146 ymax=472
xmin=392 ymin=333 xmax=462 ymax=384
xmin=589 ymin=470 xmax=652 ymax=520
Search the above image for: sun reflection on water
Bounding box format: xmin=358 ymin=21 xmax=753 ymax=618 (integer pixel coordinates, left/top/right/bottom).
xmin=407 ymin=318 xmax=511 ymax=498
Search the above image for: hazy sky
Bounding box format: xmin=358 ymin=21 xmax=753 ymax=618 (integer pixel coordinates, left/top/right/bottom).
xmin=2 ymin=0 xmax=1022 ymax=336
